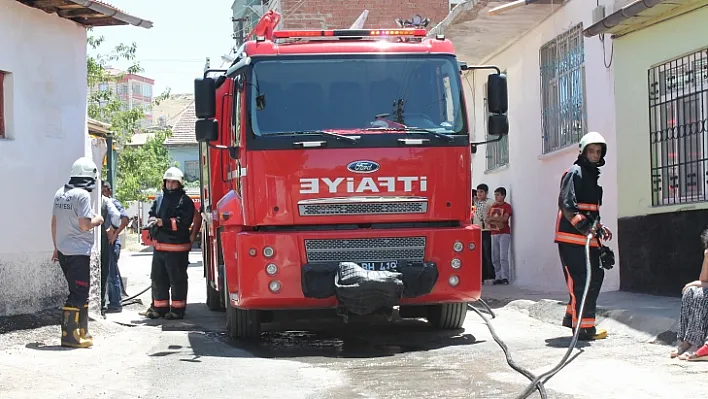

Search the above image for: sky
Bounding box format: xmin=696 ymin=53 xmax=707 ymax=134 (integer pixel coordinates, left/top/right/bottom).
xmin=91 ymin=0 xmax=237 ymax=95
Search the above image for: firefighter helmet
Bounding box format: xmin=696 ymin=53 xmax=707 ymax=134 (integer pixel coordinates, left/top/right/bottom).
xmin=579 ymin=131 xmax=607 ymax=158
xmin=163 ymin=167 xmax=184 ymax=184
xmin=70 ymin=157 xmax=98 ymax=179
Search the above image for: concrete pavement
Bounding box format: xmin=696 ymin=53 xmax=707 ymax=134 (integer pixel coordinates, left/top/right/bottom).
xmin=3 ymin=250 xmax=707 ymax=399
xmin=480 ymin=284 xmax=682 ymax=344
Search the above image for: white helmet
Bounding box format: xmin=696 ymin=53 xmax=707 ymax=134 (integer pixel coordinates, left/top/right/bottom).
xmin=70 ymin=157 xmax=98 ymax=179
xmin=579 ymin=131 xmax=607 ymax=157
xmin=163 ymin=167 xmax=184 ymax=185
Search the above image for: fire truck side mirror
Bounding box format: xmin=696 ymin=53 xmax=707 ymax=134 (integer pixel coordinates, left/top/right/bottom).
xmin=194 ymin=77 xmax=216 ymax=119
xmin=195 ymin=119 xmax=219 ymax=142
xmin=487 ymin=114 xmax=509 ymax=136
xmin=486 ymin=73 xmax=509 ymax=136
xmin=487 ymin=74 xmax=508 ymax=114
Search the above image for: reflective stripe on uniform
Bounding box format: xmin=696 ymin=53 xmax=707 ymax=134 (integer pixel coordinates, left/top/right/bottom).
xmin=171 ymin=300 xmax=187 ymax=308
xmin=154 ymin=299 xmax=169 ymax=308
xmin=577 ymin=203 xmax=599 ymax=211
xmin=555 ymin=232 xmax=600 ymax=247
xmin=154 ymin=242 xmax=192 ymax=252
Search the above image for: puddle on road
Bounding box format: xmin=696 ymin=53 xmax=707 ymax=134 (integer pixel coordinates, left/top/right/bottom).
xmin=200 ymin=319 xmax=478 ymax=360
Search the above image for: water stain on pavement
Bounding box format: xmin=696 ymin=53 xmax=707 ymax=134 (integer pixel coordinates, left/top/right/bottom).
xmin=205 ymin=318 xmax=480 ymax=360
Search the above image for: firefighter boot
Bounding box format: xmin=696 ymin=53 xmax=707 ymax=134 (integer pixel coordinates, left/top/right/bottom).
xmin=141 ymin=307 xmax=167 ymax=319
xmin=79 ymin=304 xmax=93 ymax=340
xmin=577 ymin=326 xmax=608 ymax=341
xmin=164 ymin=308 xmax=185 ymax=320
xmin=61 ymin=307 xmax=93 ymax=348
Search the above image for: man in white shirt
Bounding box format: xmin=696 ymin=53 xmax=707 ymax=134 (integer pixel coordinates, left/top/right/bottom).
xmin=51 ymin=157 xmax=105 ymax=348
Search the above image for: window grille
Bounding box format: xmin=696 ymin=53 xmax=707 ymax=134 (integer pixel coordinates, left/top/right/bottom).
xmin=539 ymin=24 xmax=587 ymax=154
xmin=649 ymin=47 xmax=708 ymax=206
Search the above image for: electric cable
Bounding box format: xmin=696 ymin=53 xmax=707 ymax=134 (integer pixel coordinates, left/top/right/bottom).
xmin=468 ymin=219 xmax=600 ymax=399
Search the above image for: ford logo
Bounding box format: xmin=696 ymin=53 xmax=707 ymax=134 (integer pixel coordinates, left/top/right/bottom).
xmin=347 ymin=160 xmax=380 ymax=174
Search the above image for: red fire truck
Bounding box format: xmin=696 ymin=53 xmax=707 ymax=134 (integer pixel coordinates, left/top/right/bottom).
xmin=193 ymin=11 xmax=508 ymax=338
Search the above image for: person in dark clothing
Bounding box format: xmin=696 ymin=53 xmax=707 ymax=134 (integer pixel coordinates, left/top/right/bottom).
xmin=102 ymin=182 xmax=130 ymax=313
xmin=143 ymin=167 xmax=196 ymax=320
xmin=100 ymin=194 xmax=122 ymax=316
xmin=555 ymin=131 xmax=614 ymax=341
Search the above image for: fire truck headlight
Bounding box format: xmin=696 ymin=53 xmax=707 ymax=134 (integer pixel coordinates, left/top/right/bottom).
xmin=268 ymin=280 xmax=281 ymax=293
xmin=468 ymin=242 xmax=476 ymax=251
xmin=248 ymin=248 xmax=257 ymax=257
xmin=451 ymin=258 xmax=462 ymax=269
xmin=448 ymin=275 xmax=460 ymax=287
xmin=265 ymin=263 xmax=278 ymax=276
xmin=453 ymin=241 xmax=464 ymax=252
xmin=263 ymin=246 xmax=275 ymax=258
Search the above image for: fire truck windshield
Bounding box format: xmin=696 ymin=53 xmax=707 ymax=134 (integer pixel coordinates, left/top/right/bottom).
xmin=249 ymin=55 xmax=465 ymax=137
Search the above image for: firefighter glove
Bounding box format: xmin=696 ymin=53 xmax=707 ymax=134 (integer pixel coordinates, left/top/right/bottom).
xmin=148 ymin=223 xmax=160 ymax=241
xmin=599 ymin=246 xmax=615 ymax=270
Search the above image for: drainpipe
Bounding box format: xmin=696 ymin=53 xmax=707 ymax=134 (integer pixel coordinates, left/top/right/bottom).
xmin=106 ymin=133 xmax=115 ymax=190
xmin=584 ymin=0 xmax=665 ymax=37
xmin=66 ymin=0 xmax=153 ymax=29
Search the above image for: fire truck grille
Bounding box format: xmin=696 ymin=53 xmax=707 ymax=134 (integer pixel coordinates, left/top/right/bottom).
xmin=299 ymin=201 xmax=428 ymax=216
xmin=304 ymin=237 xmax=426 ymax=263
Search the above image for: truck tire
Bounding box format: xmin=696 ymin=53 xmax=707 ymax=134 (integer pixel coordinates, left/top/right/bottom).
xmin=427 ymin=302 xmax=467 ymax=329
xmin=226 ymin=304 xmax=261 ymax=339
xmin=204 ymin=230 xmax=223 ymax=311
xmin=206 ymin=279 xmax=222 ymax=311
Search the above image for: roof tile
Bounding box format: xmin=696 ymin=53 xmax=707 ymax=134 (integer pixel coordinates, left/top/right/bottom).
xmin=164 ymin=101 xmax=197 ymax=145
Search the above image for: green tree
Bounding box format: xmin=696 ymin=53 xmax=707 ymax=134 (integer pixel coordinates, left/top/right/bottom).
xmin=115 ymin=130 xmax=176 ymax=202
xmin=86 ymin=30 xmax=173 ymax=203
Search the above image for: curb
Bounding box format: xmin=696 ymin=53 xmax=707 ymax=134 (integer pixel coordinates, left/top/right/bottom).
xmin=496 ymin=298 xmax=679 ymax=345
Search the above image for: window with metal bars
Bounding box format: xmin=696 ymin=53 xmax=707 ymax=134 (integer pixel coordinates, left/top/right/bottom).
xmin=539 ymin=24 xmax=587 ymax=154
xmin=649 ymin=47 xmax=708 ymax=206
xmin=484 ymin=81 xmax=509 ymax=171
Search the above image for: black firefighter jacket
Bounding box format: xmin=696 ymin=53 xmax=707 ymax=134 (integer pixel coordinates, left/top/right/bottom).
xmin=149 ymin=188 xmax=195 ymax=251
xmin=555 ymin=158 xmax=603 ymax=248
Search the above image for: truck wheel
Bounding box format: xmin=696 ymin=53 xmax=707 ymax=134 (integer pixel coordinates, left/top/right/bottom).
xmin=427 ymin=302 xmax=468 ymax=329
xmin=226 ymin=304 xmax=261 ymax=340
xmin=206 ymin=279 xmax=222 ymax=311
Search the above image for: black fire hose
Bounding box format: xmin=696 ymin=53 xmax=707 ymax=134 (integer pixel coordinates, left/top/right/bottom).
xmin=121 ymin=285 xmax=151 ymax=304
xmin=468 ymin=220 xmax=599 ymax=399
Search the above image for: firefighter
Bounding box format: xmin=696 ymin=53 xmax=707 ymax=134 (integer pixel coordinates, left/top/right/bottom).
xmin=555 ymin=131 xmax=613 ymax=341
xmin=143 ymin=167 xmax=196 ymax=320
xmin=51 ymin=157 xmax=105 ymax=348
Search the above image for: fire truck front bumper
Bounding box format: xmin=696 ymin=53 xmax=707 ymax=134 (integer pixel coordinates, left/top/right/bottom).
xmin=220 ymin=226 xmax=482 ymax=310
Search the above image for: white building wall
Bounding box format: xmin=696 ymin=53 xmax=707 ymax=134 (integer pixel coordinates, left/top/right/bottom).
xmin=465 ymin=0 xmax=619 ymax=292
xmin=0 ymin=0 xmax=89 ymax=317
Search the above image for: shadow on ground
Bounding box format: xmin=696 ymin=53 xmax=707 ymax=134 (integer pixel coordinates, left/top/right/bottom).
xmin=220 ymin=319 xmax=480 ymax=359
xmin=544 ymin=336 xmax=593 ymax=349
xmin=118 ymin=302 xmax=480 ymax=360
xmin=24 ymin=342 xmax=81 ymax=351
xmin=0 ymin=308 xmax=61 ymax=334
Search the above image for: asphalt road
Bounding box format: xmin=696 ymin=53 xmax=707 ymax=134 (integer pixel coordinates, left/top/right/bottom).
xmin=1 ymin=250 xmax=707 ymax=399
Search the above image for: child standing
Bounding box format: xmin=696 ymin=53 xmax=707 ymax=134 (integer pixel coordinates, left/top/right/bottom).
xmin=487 ymin=187 xmax=513 ymax=285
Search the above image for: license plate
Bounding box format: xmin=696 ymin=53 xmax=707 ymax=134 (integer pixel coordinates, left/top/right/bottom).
xmin=359 ymin=260 xmax=398 ymax=271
